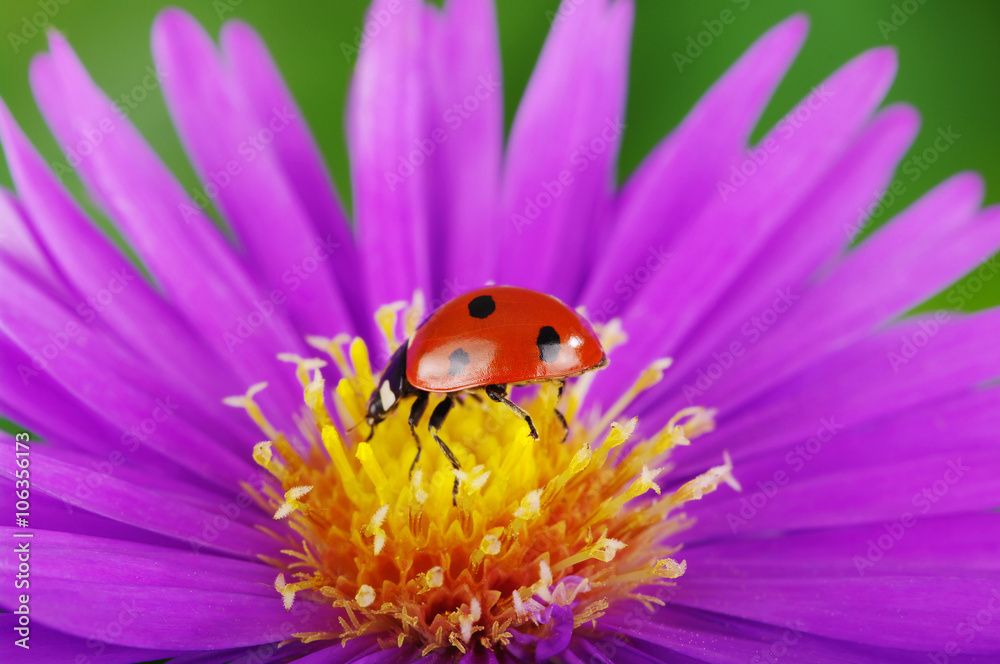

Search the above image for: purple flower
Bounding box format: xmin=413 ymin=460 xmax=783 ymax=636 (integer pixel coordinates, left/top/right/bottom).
xmin=2 ymin=1 xmax=999 ymax=662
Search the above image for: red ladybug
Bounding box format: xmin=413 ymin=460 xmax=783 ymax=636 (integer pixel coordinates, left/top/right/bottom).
xmin=365 ymin=286 xmax=607 ymax=499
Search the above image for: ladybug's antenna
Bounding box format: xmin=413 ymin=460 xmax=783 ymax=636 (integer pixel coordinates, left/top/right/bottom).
xmin=343 ymin=419 xmax=370 ymax=437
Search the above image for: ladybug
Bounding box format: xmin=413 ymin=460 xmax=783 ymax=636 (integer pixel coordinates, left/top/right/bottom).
xmin=365 ymin=286 xmax=607 ymax=501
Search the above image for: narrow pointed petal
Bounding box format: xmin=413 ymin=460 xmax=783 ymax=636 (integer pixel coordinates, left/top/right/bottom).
xmin=0 ymin=448 xmax=278 ymax=558
xmin=0 ymin=335 xmax=125 ymax=454
xmin=0 ymin=529 xmax=338 ymax=649
xmin=684 ymin=388 xmax=1000 ymax=539
xmin=0 ymin=263 xmax=255 ymax=489
xmin=423 ymin=0 xmax=503 ymax=292
xmin=152 ymin=10 xmax=355 ymax=339
xmin=581 ymin=15 xmax=809 ymax=310
xmin=594 ymin=47 xmax=899 ymax=405
xmin=0 ymin=614 xmax=176 ymax=664
xmin=220 ymin=20 xmax=364 ymax=318
xmin=497 ymin=0 xmax=633 ymax=300
xmin=670 ymin=308 xmax=1000 ymax=475
xmin=663 ymin=105 xmax=920 ymax=391
xmin=348 ymin=0 xmax=434 ymax=312
xmin=29 ymin=35 xmax=305 ymax=419
xmin=0 ymin=99 xmax=256 ymax=424
xmin=602 ymin=606 xmax=938 ymax=663
xmin=673 ymin=517 xmax=1000 ymax=652
xmin=0 ymin=189 xmax=57 ymax=285
xmin=711 ymin=175 xmax=992 ymax=407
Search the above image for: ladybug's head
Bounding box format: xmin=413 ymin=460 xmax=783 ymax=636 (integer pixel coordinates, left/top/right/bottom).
xmin=365 ymin=341 xmax=411 ymax=431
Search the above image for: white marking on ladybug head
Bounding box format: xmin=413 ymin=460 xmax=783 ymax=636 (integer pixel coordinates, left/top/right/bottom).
xmin=379 ymin=380 xmax=396 ymax=411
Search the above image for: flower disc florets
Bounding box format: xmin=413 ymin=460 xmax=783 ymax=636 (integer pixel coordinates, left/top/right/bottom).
xmin=225 ymin=298 xmax=739 ymax=658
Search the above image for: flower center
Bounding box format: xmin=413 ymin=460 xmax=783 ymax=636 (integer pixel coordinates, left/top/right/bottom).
xmin=224 ymin=298 xmax=739 ymax=658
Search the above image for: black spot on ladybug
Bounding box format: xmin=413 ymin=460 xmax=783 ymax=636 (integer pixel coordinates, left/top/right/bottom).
xmin=537 ymin=326 xmax=561 ymax=363
xmin=468 ymin=295 xmax=496 ymax=319
xmin=448 ymin=348 xmax=471 ymax=376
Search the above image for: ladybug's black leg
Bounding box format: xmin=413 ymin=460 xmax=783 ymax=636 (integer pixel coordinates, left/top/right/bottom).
xmin=484 ymin=384 xmax=539 ymax=440
xmin=554 ymin=379 xmax=569 ymax=443
xmin=407 ymin=391 xmax=430 ymax=479
xmin=428 ymin=396 xmax=461 ymax=504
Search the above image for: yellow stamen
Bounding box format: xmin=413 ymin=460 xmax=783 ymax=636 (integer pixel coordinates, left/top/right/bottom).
xmin=230 ymin=301 xmax=738 ymax=656
xmin=222 ymin=381 xmax=277 ymax=439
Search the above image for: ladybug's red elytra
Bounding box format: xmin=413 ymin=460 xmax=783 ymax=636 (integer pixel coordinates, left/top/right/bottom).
xmin=365 ymin=286 xmax=607 ymax=501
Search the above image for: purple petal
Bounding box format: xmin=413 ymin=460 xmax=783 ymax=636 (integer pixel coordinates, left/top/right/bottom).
xmin=571 ymin=636 xmax=699 ymax=664
xmin=219 ymin=19 xmax=366 ymax=324
xmin=423 ymin=0 xmax=503 ymax=294
xmin=497 ymin=0 xmax=633 ymax=301
xmin=532 ymin=604 xmax=575 ymax=660
xmin=164 ymin=643 xmax=325 ymax=664
xmin=0 ymin=98 xmax=259 ymax=428
xmin=1 ymin=481 xmax=196 ymax=549
xmin=348 ymin=0 xmax=434 ymax=312
xmin=684 ymin=513 xmax=1000 ymax=577
xmin=0 ymin=528 xmax=337 ymax=649
xmin=29 ymin=34 xmax=305 ymax=420
xmin=662 ymin=105 xmax=920 ymax=392
xmin=0 ymin=447 xmax=279 ymax=558
xmin=0 ymin=188 xmax=57 ymax=286
xmin=600 ymin=606 xmax=931 ymax=663
xmin=458 ymin=646 xmax=500 ymax=664
xmin=655 ymin=304 xmax=1000 ymax=478
xmin=671 ymin=528 xmax=1000 ymax=653
xmin=284 ymin=637 xmax=382 ymax=663
xmin=690 ymin=577 xmax=1000 ymax=653
xmin=710 ymin=174 xmax=991 ymax=408
xmin=344 ymin=647 xmax=423 ymax=664
xmin=0 ymin=263 xmax=255 ymax=489
xmin=595 ymin=47 xmax=899 ymax=405
xmin=0 ymin=613 xmax=176 ymax=664
xmin=684 ymin=388 xmax=1000 ymax=539
xmin=0 ymin=334 xmax=123 ymax=455
xmin=581 ymin=15 xmax=808 ymax=311
xmin=152 ymin=9 xmax=356 ymax=340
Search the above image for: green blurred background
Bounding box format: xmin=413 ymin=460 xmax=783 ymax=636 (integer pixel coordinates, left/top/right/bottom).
xmin=1 ymin=0 xmax=998 ymax=311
